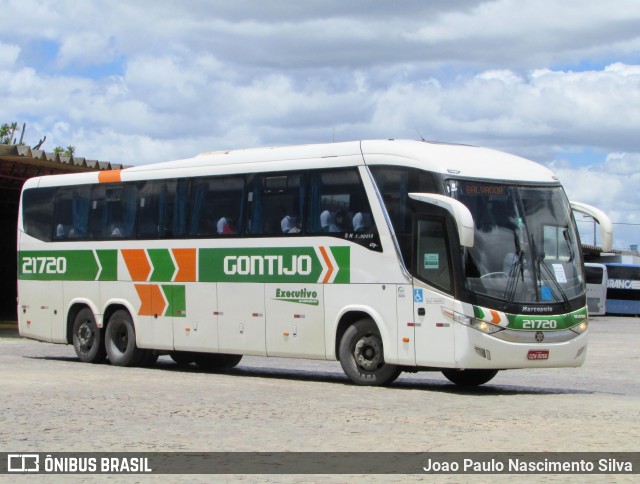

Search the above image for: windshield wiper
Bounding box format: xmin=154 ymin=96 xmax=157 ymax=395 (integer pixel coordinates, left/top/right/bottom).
xmin=562 ymin=229 xmax=574 ymax=262
xmin=503 ymin=230 xmax=525 ymax=304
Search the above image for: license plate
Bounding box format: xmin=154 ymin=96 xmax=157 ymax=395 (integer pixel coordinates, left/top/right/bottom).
xmin=527 ymin=350 xmax=549 ymax=360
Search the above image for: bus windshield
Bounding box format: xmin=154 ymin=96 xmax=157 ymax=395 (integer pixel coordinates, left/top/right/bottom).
xmin=446 ymin=180 xmax=584 ymax=305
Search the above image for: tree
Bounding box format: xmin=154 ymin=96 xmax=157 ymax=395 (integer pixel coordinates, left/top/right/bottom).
xmin=0 ymin=122 xmax=18 ymax=144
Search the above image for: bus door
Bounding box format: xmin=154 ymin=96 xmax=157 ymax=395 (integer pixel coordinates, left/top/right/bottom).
xmin=411 ymin=213 xmax=456 ymax=367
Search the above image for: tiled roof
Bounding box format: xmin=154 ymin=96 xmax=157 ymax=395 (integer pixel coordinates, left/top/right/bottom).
xmin=0 ymin=144 xmax=126 ymax=172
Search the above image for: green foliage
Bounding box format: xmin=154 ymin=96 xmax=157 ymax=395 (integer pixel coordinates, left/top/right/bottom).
xmin=0 ymin=122 xmax=18 ymax=144
xmin=54 ymin=146 xmax=76 ymax=157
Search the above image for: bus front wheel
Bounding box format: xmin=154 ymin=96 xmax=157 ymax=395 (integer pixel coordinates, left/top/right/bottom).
xmin=339 ymin=318 xmax=401 ymax=386
xmin=72 ymin=308 xmax=106 ymax=363
xmin=105 ymin=310 xmax=145 ymax=367
xmin=441 ymin=369 xmax=498 ymax=386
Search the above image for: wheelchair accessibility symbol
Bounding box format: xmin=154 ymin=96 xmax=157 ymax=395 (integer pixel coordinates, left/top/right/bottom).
xmin=414 ymin=288 xmax=424 ymax=303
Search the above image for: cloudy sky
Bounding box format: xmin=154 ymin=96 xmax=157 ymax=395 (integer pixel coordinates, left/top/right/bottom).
xmin=1 ymin=0 xmax=639 ymax=249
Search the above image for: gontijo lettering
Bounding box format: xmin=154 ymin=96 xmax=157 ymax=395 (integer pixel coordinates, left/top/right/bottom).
xmin=224 ymin=254 xmax=312 ymax=276
xmin=199 ymin=246 xmax=350 ymax=283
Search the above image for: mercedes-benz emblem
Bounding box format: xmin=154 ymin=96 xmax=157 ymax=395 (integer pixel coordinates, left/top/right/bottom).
xmin=535 ymin=331 xmax=544 ymax=342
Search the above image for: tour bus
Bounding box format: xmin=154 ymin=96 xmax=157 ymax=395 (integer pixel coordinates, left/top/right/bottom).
xmin=584 ymin=263 xmax=608 ymax=316
xmin=17 ymin=139 xmax=614 ymax=386
xmin=604 ymin=263 xmax=640 ymax=315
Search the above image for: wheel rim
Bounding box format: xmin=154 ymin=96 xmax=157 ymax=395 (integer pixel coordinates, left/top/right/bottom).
xmin=77 ymin=320 xmax=94 ymax=352
xmin=353 ymin=334 xmax=383 ymax=371
xmin=112 ymin=322 xmax=129 ymax=354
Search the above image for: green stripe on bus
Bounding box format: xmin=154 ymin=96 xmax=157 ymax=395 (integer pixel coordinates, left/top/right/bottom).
xmin=148 ymin=249 xmax=175 ymax=282
xmin=506 ymin=307 xmax=587 ymax=330
xmin=162 ymin=284 xmax=186 ymax=317
xmin=19 ymin=250 xmax=99 ymax=281
xmin=96 ymin=250 xmax=117 ymax=281
xmin=18 ymin=246 xmax=350 ymax=284
xmin=330 ymin=246 xmax=350 ymax=284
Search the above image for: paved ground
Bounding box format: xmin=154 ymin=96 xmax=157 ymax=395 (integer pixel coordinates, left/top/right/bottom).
xmin=0 ymin=316 xmax=638 ymax=482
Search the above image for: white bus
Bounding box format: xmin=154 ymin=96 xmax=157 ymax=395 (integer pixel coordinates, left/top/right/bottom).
xmin=17 ymin=140 xmax=613 ymax=386
xmin=584 ymin=262 xmax=608 ymax=316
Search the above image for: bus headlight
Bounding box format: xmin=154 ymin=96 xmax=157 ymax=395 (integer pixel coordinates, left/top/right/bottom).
xmin=442 ymin=308 xmax=504 ymax=335
xmin=570 ymin=320 xmax=588 ymax=334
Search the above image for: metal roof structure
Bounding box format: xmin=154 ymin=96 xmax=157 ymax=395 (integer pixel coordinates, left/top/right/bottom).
xmin=0 ymin=144 xmax=124 ymax=180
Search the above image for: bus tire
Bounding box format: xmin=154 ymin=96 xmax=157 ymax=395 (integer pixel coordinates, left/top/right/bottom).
xmin=170 ymin=351 xmax=196 ymax=365
xmin=441 ymin=369 xmax=498 ymax=386
xmin=72 ymin=308 xmax=106 ymax=363
xmin=194 ymin=353 xmax=243 ymax=371
xmin=105 ymin=309 xmax=145 ymax=367
xmin=338 ymin=318 xmax=401 ymax=386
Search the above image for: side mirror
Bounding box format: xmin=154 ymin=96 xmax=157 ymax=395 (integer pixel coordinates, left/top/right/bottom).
xmin=570 ymin=201 xmax=613 ymax=252
xmin=408 ymin=193 xmax=474 ymax=247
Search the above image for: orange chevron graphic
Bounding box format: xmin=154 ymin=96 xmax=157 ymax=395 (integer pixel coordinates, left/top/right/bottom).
xmin=489 ymin=310 xmax=502 ymax=324
xmin=122 ymin=249 xmax=151 ymax=281
xmin=135 ymin=284 xmax=166 ymax=316
xmin=318 ymin=246 xmax=334 ymax=284
xmin=172 ymin=248 xmax=196 ymax=282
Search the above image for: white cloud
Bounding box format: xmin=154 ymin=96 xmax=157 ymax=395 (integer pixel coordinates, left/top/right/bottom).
xmin=1 ymin=1 xmax=639 ymax=247
xmin=56 ymin=32 xmax=116 ymax=68
xmin=549 ymin=152 xmax=640 ymax=249
xmin=0 ymin=43 xmax=20 ymax=66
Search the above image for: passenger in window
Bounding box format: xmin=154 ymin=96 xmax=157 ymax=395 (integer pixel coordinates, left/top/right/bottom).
xmin=56 ymin=224 xmax=66 ymax=239
xmin=320 ymin=209 xmax=342 ymax=233
xmin=110 ymin=224 xmax=124 ymax=237
xmin=217 ymin=216 xmax=237 ymax=235
xmin=320 ymin=209 xmax=332 ymax=232
xmin=353 ymin=212 xmax=370 ymax=233
xmin=281 ymin=208 xmax=301 ymax=234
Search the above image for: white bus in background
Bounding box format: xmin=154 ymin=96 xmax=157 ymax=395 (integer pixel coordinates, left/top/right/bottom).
xmin=17 ymin=139 xmax=613 ymax=387
xmin=584 ymin=263 xmax=608 ymax=316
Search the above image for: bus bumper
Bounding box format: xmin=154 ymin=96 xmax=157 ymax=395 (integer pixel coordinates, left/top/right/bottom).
xmin=452 ymin=325 xmax=588 ymax=369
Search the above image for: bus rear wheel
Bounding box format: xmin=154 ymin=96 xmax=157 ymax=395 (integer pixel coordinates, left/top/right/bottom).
xmin=105 ymin=310 xmax=145 ymax=367
xmin=339 ymin=318 xmax=401 ymax=386
xmin=441 ymin=369 xmax=498 ymax=386
xmin=194 ymin=353 xmax=243 ymax=371
xmin=72 ymin=308 xmax=106 ymax=363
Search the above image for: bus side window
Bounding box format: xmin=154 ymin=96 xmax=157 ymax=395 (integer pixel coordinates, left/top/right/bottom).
xmin=88 ymin=184 xmax=137 ymax=239
xmin=188 ymin=176 xmax=245 ymax=237
xmin=23 ymin=187 xmax=55 ymax=242
xmin=137 ymin=180 xmax=163 ymax=239
xmin=369 ymin=165 xmax=438 ymax=264
xmin=54 ymin=186 xmax=90 ymax=240
xmin=306 ymin=168 xmax=378 ymax=238
xmin=171 ymin=180 xmax=188 ymax=238
xmin=415 ymin=217 xmax=453 ymax=293
xmin=248 ymin=173 xmax=305 ymax=236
